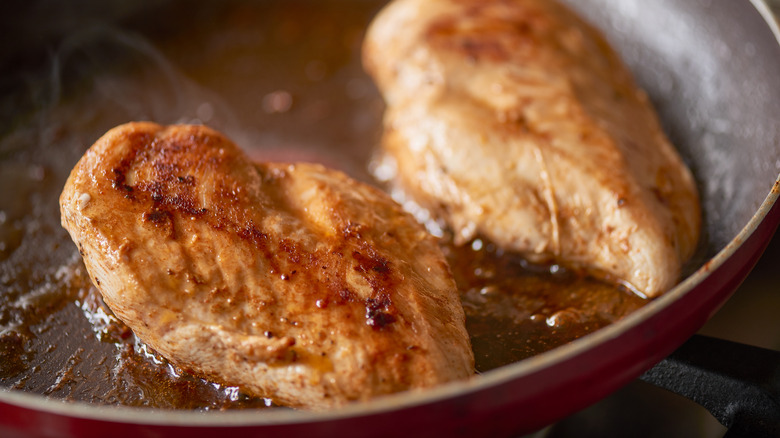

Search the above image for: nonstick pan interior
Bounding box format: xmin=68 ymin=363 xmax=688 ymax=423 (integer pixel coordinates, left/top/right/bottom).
xmin=1 ymin=0 xmax=779 ymax=437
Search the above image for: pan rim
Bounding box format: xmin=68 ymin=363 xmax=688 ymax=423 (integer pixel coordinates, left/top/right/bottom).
xmin=1 ymin=0 xmax=779 ymax=428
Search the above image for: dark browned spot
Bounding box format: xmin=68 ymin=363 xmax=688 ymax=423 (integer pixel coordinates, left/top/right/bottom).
xmin=352 ymin=250 xmax=390 ymax=275
xmin=365 ymin=296 xmax=396 ymax=330
xmin=238 ymin=225 xmax=269 ymax=250
xmin=112 ymin=167 xmax=134 ymax=195
xmin=144 ymin=209 xmax=172 ymax=224
xmin=426 ymin=3 xmax=541 ymax=63
xmin=142 ymin=208 xmax=176 ymax=240
xmin=110 ymin=131 xmax=152 ymax=196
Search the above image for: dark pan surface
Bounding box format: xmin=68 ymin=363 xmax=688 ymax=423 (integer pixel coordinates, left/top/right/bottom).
xmin=0 ymin=0 xmax=779 ymax=435
xmin=564 ymin=0 xmax=780 ymax=257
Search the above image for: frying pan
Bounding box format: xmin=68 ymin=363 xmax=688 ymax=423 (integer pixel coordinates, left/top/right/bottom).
xmin=1 ymin=0 xmax=779 ymax=436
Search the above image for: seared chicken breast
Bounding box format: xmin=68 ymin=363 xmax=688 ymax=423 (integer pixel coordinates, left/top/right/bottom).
xmin=363 ymin=0 xmax=700 ymax=297
xmin=60 ymin=122 xmax=474 ymax=409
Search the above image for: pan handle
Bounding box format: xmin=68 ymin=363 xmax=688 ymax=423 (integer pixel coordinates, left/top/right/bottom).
xmin=639 ymin=334 xmax=780 ymax=438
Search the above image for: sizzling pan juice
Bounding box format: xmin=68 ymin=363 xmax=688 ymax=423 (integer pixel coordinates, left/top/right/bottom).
xmin=0 ymin=0 xmax=647 ymax=409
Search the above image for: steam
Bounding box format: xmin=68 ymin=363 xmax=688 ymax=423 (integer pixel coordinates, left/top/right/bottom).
xmin=43 ymin=24 xmax=251 ymax=148
xmin=0 ymin=23 xmax=254 ymax=337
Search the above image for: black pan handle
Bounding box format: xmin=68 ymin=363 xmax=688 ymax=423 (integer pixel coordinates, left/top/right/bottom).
xmin=639 ymin=334 xmax=780 ymax=438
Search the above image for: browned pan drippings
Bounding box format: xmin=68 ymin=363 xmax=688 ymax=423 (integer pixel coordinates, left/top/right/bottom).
xmin=0 ymin=0 xmax=648 ymax=409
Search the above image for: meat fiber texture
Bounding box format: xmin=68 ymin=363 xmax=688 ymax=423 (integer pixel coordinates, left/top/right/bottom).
xmin=363 ymin=0 xmax=701 ymax=297
xmin=60 ymin=122 xmax=474 ymax=409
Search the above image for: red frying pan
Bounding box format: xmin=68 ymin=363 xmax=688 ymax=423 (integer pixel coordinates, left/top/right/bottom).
xmin=1 ymin=0 xmax=779 ymax=436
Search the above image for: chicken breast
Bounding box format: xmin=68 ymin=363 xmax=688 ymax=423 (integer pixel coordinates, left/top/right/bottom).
xmin=363 ymin=0 xmax=701 ymax=297
xmin=60 ymin=122 xmax=474 ymax=409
